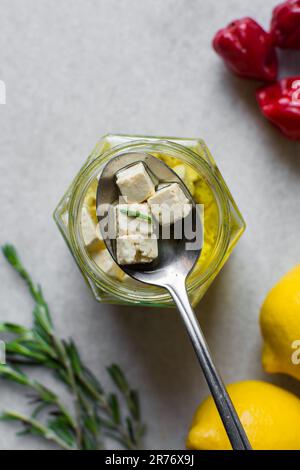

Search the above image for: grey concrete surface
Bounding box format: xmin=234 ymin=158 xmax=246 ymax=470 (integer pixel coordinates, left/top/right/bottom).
xmin=0 ymin=0 xmax=300 ymax=450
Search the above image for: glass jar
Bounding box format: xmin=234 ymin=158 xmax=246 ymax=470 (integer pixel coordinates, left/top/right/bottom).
xmin=54 ymin=134 xmax=245 ymax=307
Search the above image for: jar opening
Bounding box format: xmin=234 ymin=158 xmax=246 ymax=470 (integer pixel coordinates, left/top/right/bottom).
xmin=68 ymin=140 xmax=231 ymax=304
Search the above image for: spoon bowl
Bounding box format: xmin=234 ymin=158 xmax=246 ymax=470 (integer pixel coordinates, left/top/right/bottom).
xmin=96 ymin=151 xmax=202 ymax=288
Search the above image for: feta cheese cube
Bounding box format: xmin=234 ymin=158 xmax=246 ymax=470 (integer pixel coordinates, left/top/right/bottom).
xmin=116 ymin=235 xmax=158 ymax=265
xmin=115 ymin=203 xmax=153 ymax=237
xmin=148 ymin=183 xmax=191 ymax=225
xmin=116 ymin=162 xmax=155 ymax=203
xmin=81 ymin=207 xmax=104 ymax=251
xmin=92 ymin=249 xmax=125 ymax=281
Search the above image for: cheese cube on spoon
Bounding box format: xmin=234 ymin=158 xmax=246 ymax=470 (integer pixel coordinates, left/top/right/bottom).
xmin=115 ymin=203 xmax=153 ymax=237
xmin=116 ymin=235 xmax=158 ymax=265
xmin=116 ymin=162 xmax=155 ymax=203
xmin=148 ymin=183 xmax=191 ymax=226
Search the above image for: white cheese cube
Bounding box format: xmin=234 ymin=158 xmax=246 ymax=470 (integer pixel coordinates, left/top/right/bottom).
xmin=115 ymin=203 xmax=153 ymax=237
xmin=148 ymin=183 xmax=191 ymax=226
xmin=81 ymin=207 xmax=104 ymax=251
xmin=116 ymin=162 xmax=155 ymax=203
xmin=92 ymin=249 xmax=125 ymax=281
xmin=117 ymin=235 xmax=158 ymax=265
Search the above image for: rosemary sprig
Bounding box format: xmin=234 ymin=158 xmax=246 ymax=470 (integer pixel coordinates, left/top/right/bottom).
xmin=0 ymin=244 xmax=145 ymax=450
xmin=1 ymin=410 xmax=75 ymax=450
xmin=120 ymin=208 xmax=152 ymax=223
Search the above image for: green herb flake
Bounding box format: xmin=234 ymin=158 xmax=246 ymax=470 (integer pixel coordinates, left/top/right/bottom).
xmin=120 ymin=208 xmax=152 ymax=223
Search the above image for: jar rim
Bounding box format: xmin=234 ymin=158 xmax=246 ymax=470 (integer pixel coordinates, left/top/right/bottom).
xmin=68 ymin=139 xmax=231 ymax=303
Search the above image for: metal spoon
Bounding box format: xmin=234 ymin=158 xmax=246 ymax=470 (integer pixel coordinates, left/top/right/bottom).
xmin=96 ymin=152 xmax=251 ymax=450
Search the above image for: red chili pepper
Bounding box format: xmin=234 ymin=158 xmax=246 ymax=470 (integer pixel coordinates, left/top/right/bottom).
xmin=256 ymin=76 xmax=300 ymax=140
xmin=213 ymin=17 xmax=278 ymax=82
xmin=271 ymin=0 xmax=300 ymax=49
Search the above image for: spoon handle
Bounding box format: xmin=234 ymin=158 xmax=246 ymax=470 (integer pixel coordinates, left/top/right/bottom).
xmin=166 ymin=280 xmax=252 ymax=450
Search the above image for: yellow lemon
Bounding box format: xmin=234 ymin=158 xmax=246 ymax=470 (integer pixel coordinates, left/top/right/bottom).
xmin=186 ymin=381 xmax=300 ymax=450
xmin=260 ymin=265 xmax=300 ymax=380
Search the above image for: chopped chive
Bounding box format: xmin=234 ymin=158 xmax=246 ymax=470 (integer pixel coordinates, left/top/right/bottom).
xmin=120 ymin=208 xmax=152 ymax=223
